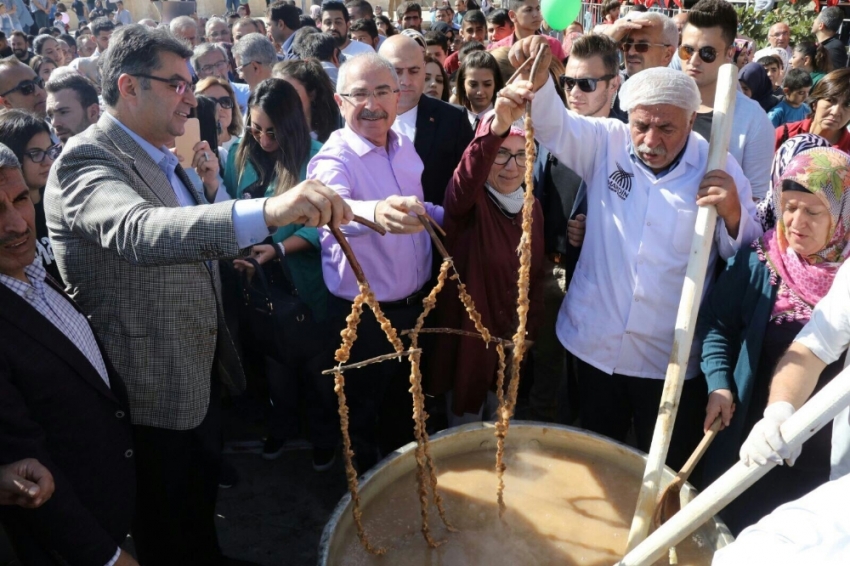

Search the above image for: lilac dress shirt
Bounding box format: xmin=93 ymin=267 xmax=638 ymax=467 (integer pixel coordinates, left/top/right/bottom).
xmin=307 ymin=126 xmax=443 ymax=302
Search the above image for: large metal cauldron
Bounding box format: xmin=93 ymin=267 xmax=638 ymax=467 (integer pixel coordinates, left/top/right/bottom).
xmin=319 ymin=422 xmax=734 ymax=565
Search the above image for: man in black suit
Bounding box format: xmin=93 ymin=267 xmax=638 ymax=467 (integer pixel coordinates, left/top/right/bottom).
xmin=0 ymin=143 xmax=138 ymax=566
xmin=380 ymin=34 xmax=474 ymax=205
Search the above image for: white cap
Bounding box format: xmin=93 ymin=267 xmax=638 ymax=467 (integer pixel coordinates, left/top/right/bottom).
xmin=618 ymin=67 xmax=701 ymax=114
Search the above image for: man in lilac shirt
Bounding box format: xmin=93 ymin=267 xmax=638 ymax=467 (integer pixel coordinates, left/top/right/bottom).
xmin=308 ymin=52 xmax=443 ymax=471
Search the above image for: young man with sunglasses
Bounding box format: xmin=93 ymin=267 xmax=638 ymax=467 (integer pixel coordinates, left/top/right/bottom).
xmin=682 ymin=0 xmax=774 ymax=200
xmin=531 ymin=33 xmax=624 ymax=424
xmin=505 ymin=35 xmax=762 ymax=470
xmin=0 ymin=56 xmax=47 ymax=118
xmin=45 ymin=25 xmax=347 ymax=565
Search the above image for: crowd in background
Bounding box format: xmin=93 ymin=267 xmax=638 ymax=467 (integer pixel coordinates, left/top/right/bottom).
xmin=1 ymin=0 xmax=850 ymax=563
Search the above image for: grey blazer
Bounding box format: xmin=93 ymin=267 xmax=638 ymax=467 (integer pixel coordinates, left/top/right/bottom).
xmin=44 ymin=113 xmax=247 ymax=430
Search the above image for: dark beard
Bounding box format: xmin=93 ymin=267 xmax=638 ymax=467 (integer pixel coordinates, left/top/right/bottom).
xmin=335 ymin=33 xmax=346 ymax=48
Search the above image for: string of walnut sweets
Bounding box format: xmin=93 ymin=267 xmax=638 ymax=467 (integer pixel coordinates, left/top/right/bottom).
xmin=494 ymin=43 xmax=549 ymax=518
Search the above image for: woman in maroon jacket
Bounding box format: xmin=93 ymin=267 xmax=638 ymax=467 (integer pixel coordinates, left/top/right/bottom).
xmin=429 ymin=111 xmax=545 ymax=426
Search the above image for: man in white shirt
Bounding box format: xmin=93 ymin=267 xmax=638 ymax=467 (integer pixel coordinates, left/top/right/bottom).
xmin=112 ymin=0 xmax=131 ymax=25
xmin=503 ymin=37 xmax=762 ymax=468
xmin=321 ymin=0 xmax=373 ymax=58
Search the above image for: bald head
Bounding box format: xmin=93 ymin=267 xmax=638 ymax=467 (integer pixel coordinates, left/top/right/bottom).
xmin=379 ymin=34 xmax=425 ymax=113
xmin=768 ymin=22 xmax=790 ymax=49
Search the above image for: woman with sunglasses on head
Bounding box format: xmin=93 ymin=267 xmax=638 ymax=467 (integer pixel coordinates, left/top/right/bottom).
xmin=195 ymin=76 xmax=243 ymax=164
xmin=428 ymin=102 xmax=544 ymax=426
xmin=456 ymin=50 xmax=503 ymax=128
xmin=223 ymin=78 xmax=336 ymax=466
xmin=0 ymin=109 xmax=62 ymax=282
xmin=272 ymin=59 xmax=342 ymax=143
xmin=775 ymin=68 xmax=850 ymax=153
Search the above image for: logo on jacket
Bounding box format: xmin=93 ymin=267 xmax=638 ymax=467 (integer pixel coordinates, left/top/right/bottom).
xmin=608 ymin=162 xmax=634 ymax=200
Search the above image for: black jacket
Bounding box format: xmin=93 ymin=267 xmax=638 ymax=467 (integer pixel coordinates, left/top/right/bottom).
xmin=0 ymin=279 xmax=135 ymax=566
xmin=414 ymin=95 xmax=474 ymax=206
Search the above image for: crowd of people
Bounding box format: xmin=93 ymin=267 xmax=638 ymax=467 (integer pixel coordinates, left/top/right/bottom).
xmin=1 ymin=0 xmax=850 ymax=563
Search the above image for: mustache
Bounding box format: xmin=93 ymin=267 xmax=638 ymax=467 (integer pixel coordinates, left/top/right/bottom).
xmin=636 ymin=143 xmax=667 ymax=157
xmin=0 ymin=227 xmax=30 ymax=247
xmin=359 ymin=109 xmax=388 ymax=120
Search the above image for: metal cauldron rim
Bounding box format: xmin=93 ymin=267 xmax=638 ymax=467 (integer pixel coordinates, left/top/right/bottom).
xmin=318 ymin=420 xmax=733 ymax=565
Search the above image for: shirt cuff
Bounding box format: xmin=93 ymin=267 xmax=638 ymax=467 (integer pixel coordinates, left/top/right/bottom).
xmin=338 ymin=199 xmax=381 ymax=237
xmin=105 ymin=547 xmax=121 ymax=566
xmin=425 ymin=203 xmax=444 ymax=226
xmin=232 ymin=198 xmax=276 ymax=248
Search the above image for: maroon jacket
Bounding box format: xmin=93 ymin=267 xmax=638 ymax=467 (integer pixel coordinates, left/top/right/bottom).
xmin=428 ymin=120 xmax=545 ymax=415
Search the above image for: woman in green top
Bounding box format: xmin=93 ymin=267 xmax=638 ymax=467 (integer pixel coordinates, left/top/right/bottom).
xmin=790 ymin=42 xmax=833 ymax=87
xmin=227 ymin=79 xmax=336 ymax=469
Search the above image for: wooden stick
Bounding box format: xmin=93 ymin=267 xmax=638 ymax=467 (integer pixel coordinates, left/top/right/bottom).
xmin=505 ymin=55 xmax=535 ymax=86
xmin=626 ymin=63 xmax=739 ymax=551
xmin=418 ymin=214 xmax=451 ymax=260
xmin=321 ymin=349 xmax=421 ymax=375
xmin=617 ymin=364 xmax=850 ymax=566
xmin=353 ymin=214 xmax=387 ymax=235
xmin=330 ymin=225 xmax=368 ymax=286
xmin=400 ymin=327 xmax=513 ymax=346
xmin=421 ymin=212 xmax=446 ymax=237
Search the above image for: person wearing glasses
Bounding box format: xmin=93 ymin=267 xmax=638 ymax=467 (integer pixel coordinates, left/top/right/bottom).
xmin=45 ymin=70 xmax=100 ymax=144
xmin=429 ymin=87 xmax=544 ymax=428
xmin=0 ymin=109 xmax=62 ymax=281
xmin=766 ymin=22 xmax=792 ymax=61
xmin=681 ymin=0 xmax=775 ymax=201
xmin=530 ymin=33 xmax=623 ymax=424
xmin=192 ymin=42 xmax=251 ymax=114
xmin=308 ymin=52 xmax=444 ymax=472
xmin=44 ymin=24 xmax=348 ymax=565
xmin=0 ymin=56 xmax=47 ymax=118
xmin=196 ymin=76 xmax=243 ymax=162
xmin=231 ymin=32 xmax=276 ymax=92
xmin=503 ymin=37 xmax=762 ymax=470
xmin=222 ymin=78 xmax=336 ymax=467
xmin=205 ymin=16 xmax=232 ymax=44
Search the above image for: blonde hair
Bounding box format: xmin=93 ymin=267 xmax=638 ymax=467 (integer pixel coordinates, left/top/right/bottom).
xmin=195 ymin=76 xmax=244 ymax=137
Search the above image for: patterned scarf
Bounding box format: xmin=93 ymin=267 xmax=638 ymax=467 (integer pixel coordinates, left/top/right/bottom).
xmin=756 ymin=147 xmax=850 ymax=323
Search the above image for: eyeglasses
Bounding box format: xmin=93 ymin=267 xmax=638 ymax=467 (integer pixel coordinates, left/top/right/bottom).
xmin=132 ymin=74 xmax=194 ymax=94
xmin=494 ymin=149 xmax=526 ymax=167
xmin=559 ymin=74 xmax=615 ymax=93
xmin=23 ymin=143 xmax=61 ymax=163
xmin=338 ymin=87 xmax=400 ymax=105
xmin=198 ymin=60 xmax=229 ymax=76
xmin=208 ymin=30 xmax=230 ymax=38
xmin=0 ymin=77 xmax=44 ymax=97
xmin=208 ymin=95 xmax=234 ymax=110
xmin=678 ymin=44 xmax=718 ymax=64
xmin=620 ymin=39 xmax=671 ymax=53
xmin=236 ymin=61 xmax=256 ymax=73
xmin=249 ymin=124 xmax=276 ymax=141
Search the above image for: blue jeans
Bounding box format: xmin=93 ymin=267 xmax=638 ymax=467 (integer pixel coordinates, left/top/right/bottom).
xmin=225 ymin=0 xmax=238 ymax=13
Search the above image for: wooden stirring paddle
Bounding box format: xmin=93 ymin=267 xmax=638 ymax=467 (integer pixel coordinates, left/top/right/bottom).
xmin=652 ymin=416 xmax=723 ymax=529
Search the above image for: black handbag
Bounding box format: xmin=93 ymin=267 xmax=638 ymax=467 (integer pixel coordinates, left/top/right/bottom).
xmin=238 ymin=247 xmax=313 ymax=362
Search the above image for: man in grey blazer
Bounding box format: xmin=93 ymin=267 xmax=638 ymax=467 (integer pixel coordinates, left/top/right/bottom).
xmin=44 ymin=24 xmax=349 ymax=565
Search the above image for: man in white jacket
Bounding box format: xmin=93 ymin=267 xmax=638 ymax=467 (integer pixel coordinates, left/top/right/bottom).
xmin=502 ymin=38 xmax=763 ymax=469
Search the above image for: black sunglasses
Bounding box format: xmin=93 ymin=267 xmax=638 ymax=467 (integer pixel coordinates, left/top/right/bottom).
xmin=620 ymin=39 xmax=670 ymax=53
xmin=208 ymin=95 xmax=234 ymax=110
xmin=559 ymin=74 xmax=615 ymax=93
xmin=0 ymin=77 xmax=44 ymax=97
xmin=679 ymin=44 xmax=719 ymax=64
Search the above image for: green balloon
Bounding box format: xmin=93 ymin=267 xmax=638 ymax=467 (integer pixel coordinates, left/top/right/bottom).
xmin=542 ymin=0 xmax=581 ymax=31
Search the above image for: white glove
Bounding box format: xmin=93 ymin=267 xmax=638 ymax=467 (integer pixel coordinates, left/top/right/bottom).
xmin=740 ymin=401 xmax=800 ymax=467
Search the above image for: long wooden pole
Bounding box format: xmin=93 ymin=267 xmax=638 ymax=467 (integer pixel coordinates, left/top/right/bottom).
xmin=616 ymin=363 xmax=850 ymax=566
xmin=626 ymin=63 xmax=739 ymax=551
